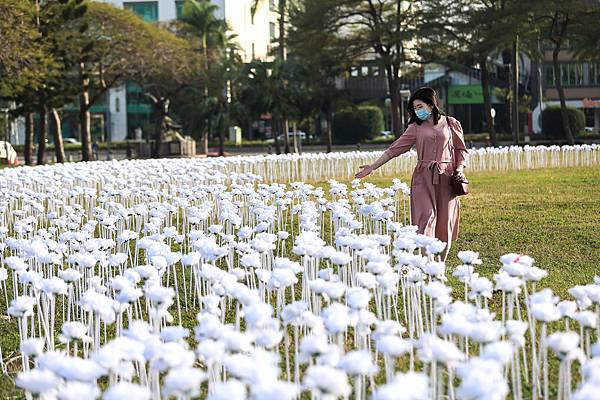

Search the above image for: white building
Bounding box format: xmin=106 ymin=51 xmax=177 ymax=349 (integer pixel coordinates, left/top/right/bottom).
xmin=100 ymin=0 xmax=278 ymax=141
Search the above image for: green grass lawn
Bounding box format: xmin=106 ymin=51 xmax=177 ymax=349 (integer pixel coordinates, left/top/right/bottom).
xmin=326 ymin=165 xmax=599 ymax=299
xmin=0 ymin=165 xmax=598 ymax=398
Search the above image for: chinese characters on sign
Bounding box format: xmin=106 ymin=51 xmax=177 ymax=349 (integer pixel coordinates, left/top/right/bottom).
xmin=448 ymin=85 xmax=485 ymax=105
xmin=582 ymin=98 xmax=600 ymax=108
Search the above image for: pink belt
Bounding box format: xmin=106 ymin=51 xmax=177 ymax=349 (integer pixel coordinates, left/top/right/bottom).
xmin=417 ymin=159 xmax=452 ymax=185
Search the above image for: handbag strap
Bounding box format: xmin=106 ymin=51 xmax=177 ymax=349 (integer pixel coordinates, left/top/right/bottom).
xmin=446 ymin=116 xmax=457 ymax=168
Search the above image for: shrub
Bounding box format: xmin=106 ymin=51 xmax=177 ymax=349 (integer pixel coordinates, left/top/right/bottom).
xmin=541 ymin=106 xmax=585 ymax=138
xmin=333 ymin=105 xmax=384 ymax=143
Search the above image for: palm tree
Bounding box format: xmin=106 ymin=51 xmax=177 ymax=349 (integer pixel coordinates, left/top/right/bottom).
xmin=179 ymin=0 xmax=229 ymax=154
xmin=250 ymin=0 xmax=301 ymax=153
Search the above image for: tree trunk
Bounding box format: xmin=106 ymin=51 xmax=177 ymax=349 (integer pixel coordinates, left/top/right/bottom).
xmin=24 ymin=112 xmax=34 ymax=165
xmin=278 ymin=0 xmax=287 ymax=60
xmin=551 ymin=14 xmax=575 ymax=145
xmin=218 ymin=114 xmax=225 ymax=157
xmin=553 ymin=46 xmax=574 ymax=144
xmin=202 ymin=128 xmax=209 ymax=155
xmin=201 ymin=35 xmax=210 ymax=155
xmin=37 ymin=105 xmax=47 ymax=165
xmin=247 ymin=120 xmax=253 ymax=140
xmin=51 ymin=108 xmax=65 ymax=163
xmin=277 ymin=0 xmax=291 ymax=154
xmin=273 ymin=118 xmax=281 ymax=154
xmin=292 ymin=121 xmax=298 ymax=154
xmin=79 ymin=62 xmax=93 ymax=161
xmin=480 ymin=56 xmax=497 ymax=146
xmin=152 ymin=99 xmax=165 ymax=158
xmin=512 ymin=37 xmax=520 ymax=145
xmin=325 ymin=109 xmax=333 ymax=153
xmin=316 ymin=112 xmax=323 ymax=139
xmin=282 ymin=119 xmax=290 ymax=153
xmin=501 ymin=49 xmax=512 ymax=133
xmin=385 ymin=66 xmax=402 ymax=137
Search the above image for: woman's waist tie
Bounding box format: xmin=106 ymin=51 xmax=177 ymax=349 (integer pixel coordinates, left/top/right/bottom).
xmin=416 ymin=159 xmax=453 ymax=185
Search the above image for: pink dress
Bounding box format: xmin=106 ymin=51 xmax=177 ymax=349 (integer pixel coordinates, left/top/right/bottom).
xmin=383 ymin=116 xmax=469 ymax=254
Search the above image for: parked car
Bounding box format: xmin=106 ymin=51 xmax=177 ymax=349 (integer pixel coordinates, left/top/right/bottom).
xmin=0 ymin=141 xmax=18 ymax=165
xmin=278 ymin=131 xmax=307 ymax=140
xmin=265 ymin=131 xmax=307 ymax=143
xmin=63 ymin=138 xmax=82 ymax=145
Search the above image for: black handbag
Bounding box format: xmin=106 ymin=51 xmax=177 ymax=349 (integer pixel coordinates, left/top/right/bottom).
xmin=448 ymin=117 xmax=469 ymax=196
xmin=451 ymin=170 xmax=469 ymax=196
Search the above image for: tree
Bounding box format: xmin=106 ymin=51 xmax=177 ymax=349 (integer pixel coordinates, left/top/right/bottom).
xmin=251 ymin=0 xmax=302 ymax=153
xmin=417 ymin=0 xmax=533 ymax=146
xmin=1 ymin=0 xmax=86 ymax=164
xmin=295 ymin=0 xmax=424 ymax=138
xmin=28 ymin=0 xmax=88 ymax=165
xmin=531 ymin=0 xmax=599 ymax=144
xmin=570 ymin=3 xmax=600 ymax=61
xmin=60 ymin=2 xmax=154 ymax=161
xmin=0 ymin=0 xmax=47 ymax=98
xmin=178 ymin=0 xmax=229 ymax=155
xmin=130 ymin=23 xmax=204 ymax=158
xmin=288 ymin=0 xmax=351 ymax=152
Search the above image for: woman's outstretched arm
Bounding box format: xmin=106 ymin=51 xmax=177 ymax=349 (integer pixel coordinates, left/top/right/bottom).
xmin=354 ymin=124 xmax=417 ymax=178
xmin=354 ymin=152 xmax=392 ymax=178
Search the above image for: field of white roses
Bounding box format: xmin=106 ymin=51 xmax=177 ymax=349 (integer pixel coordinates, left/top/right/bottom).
xmin=0 ymin=144 xmax=599 ymax=400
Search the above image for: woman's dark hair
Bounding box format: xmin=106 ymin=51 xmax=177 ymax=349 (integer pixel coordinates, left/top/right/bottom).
xmin=406 ymin=87 xmax=446 ymax=126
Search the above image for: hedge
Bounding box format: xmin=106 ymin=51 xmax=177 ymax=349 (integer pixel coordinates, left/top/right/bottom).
xmin=332 ymin=106 xmax=384 ymax=143
xmin=541 ymin=106 xmax=585 ymax=138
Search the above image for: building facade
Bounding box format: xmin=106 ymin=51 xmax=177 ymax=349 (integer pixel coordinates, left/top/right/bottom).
xmin=531 ymin=48 xmax=600 ymax=134
xmin=98 ymin=0 xmax=278 ymax=142
xmin=343 ymin=58 xmax=528 ymax=135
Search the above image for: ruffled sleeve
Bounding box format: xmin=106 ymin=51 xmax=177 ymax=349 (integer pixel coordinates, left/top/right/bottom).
xmin=383 ymin=123 xmax=417 ymax=159
xmin=449 ymin=117 xmax=469 ymax=169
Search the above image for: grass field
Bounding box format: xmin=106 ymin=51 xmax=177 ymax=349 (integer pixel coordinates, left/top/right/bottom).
xmin=0 ymin=165 xmax=598 ymax=398
xmin=339 ymin=165 xmax=600 ymax=299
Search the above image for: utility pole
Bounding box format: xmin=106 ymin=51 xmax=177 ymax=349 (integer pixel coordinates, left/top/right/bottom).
xmin=537 ymin=37 xmax=544 ymax=135
xmin=512 ymin=35 xmax=519 ymax=145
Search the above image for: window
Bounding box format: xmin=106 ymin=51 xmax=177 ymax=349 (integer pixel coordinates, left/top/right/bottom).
xmin=269 ymin=0 xmax=277 ymax=11
xmin=123 ymin=2 xmax=158 ymax=21
xmin=115 ymin=97 xmax=120 ymax=113
xmin=175 ymin=0 xmax=184 ymax=18
xmin=545 ymin=64 xmax=554 ymax=86
xmin=589 ymin=63 xmax=600 ymax=85
xmin=269 ymin=22 xmax=276 ymax=41
xmin=560 ymin=63 xmax=584 ymax=86
xmin=371 ymin=66 xmax=380 ymax=76
xmin=546 ymin=62 xmax=588 ymax=87
xmin=350 ymin=67 xmax=359 ymax=77
xmin=251 ymin=43 xmax=255 ymax=59
xmin=361 ymin=66 xmax=369 ymax=76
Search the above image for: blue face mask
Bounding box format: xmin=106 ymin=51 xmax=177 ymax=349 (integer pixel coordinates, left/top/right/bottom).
xmin=415 ymin=107 xmax=431 ymax=121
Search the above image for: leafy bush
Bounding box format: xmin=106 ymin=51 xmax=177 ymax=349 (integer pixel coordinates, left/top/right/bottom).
xmin=333 ymin=105 xmax=384 ymax=143
xmin=541 ymin=106 xmax=585 ymax=138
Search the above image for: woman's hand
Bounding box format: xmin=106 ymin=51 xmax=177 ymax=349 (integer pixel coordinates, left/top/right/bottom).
xmin=354 ymin=164 xmax=374 ymax=179
xmin=453 ymin=166 xmax=466 ymax=181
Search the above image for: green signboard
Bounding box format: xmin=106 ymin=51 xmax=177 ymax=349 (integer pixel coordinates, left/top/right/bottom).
xmin=448 ymin=85 xmax=484 ymax=105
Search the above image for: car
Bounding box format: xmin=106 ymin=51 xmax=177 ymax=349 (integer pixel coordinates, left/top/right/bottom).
xmin=278 ymin=131 xmax=307 ymax=140
xmin=264 ymin=131 xmax=308 ymax=143
xmin=63 ymin=138 xmax=82 ymax=145
xmin=0 ymin=141 xmax=18 ymax=165
xmin=379 ymin=130 xmax=392 ymax=137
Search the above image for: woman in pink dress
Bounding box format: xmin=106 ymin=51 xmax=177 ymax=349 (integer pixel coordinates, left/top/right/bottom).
xmin=354 ymin=87 xmax=469 ymax=261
